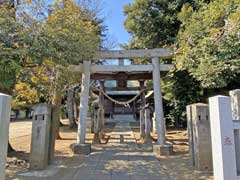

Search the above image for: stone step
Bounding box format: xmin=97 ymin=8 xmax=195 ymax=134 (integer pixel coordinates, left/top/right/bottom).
xmin=108 ymin=122 xmax=136 ymax=144
xmin=112 ymin=114 xmax=136 ymax=122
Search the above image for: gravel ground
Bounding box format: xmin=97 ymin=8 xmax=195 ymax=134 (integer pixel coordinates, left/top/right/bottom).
xmin=6 ymin=120 xmax=213 ymax=180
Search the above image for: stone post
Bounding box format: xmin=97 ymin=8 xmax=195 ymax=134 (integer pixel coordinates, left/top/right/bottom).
xmin=30 ymin=104 xmax=52 ymax=170
xmin=187 ymin=103 xmax=212 ymax=171
xmin=49 ymin=105 xmax=57 ymax=163
xmin=152 ymin=58 xmax=173 ymax=156
xmin=139 ymin=80 xmax=146 ymax=139
xmin=73 ymin=60 xmax=91 ymax=155
xmin=152 ymin=112 xmax=157 ymax=134
xmin=230 ymin=89 xmax=240 ymax=120
xmin=67 ymin=88 xmax=75 ymax=128
xmin=93 ymin=108 xmax=101 ymax=144
xmin=99 ymin=80 xmax=105 ymax=129
xmin=0 ymin=93 xmax=11 ymax=180
xmin=133 ymin=100 xmax=137 ymax=119
xmin=93 ymin=108 xmax=98 ymax=131
xmin=209 ymin=96 xmax=237 ymax=180
xmin=140 ymin=110 xmax=145 ymax=138
xmin=230 ymin=89 xmax=240 ymax=173
xmin=186 ymin=105 xmax=195 ymax=166
xmin=144 ymin=108 xmax=152 ymax=144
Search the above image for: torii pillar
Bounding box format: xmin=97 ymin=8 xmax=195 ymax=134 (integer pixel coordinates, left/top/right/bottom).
xmin=72 ymin=60 xmax=91 ymax=155
xmin=152 ymin=57 xmax=173 ymax=156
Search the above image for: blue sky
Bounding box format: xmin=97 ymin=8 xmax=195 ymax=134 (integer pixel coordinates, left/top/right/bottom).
xmin=48 ymin=0 xmax=134 ymax=50
xmin=103 ymin=0 xmax=134 ymax=49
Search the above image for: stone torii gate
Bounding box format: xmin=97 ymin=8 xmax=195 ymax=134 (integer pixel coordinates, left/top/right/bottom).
xmin=72 ymin=48 xmax=174 ymax=155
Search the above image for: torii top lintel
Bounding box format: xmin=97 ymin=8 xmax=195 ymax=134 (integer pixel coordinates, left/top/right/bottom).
xmin=95 ymin=48 xmax=173 ymax=60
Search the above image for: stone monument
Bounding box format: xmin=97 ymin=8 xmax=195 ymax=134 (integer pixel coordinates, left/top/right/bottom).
xmin=0 ymin=93 xmax=12 ymax=180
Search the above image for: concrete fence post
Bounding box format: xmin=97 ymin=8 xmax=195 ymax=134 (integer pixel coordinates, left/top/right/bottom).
xmin=0 ymin=93 xmax=12 ymax=180
xmin=140 ymin=109 xmax=145 ymax=138
xmin=152 ymin=112 xmax=157 ymax=134
xmin=30 ymin=104 xmax=52 ymax=170
xmin=49 ymin=105 xmax=57 ymax=163
xmin=209 ymin=96 xmax=237 ymax=180
xmin=230 ymin=89 xmax=240 ymax=120
xmin=186 ymin=103 xmax=212 ymax=171
xmin=230 ymin=89 xmax=240 ymax=174
xmin=186 ymin=105 xmax=194 ymax=166
xmin=144 ymin=108 xmax=152 ymax=143
xmin=93 ymin=108 xmax=101 ymax=144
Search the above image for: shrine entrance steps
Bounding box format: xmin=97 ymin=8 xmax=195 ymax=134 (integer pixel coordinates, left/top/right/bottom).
xmin=72 ymin=121 xmax=170 ymax=180
xmin=107 ymin=114 xmax=136 ymax=123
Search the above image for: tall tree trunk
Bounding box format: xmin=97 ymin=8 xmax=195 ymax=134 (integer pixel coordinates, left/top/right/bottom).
xmin=52 ymin=88 xmax=62 ymax=140
xmin=67 ymin=88 xmax=76 ymax=129
xmin=52 ymin=70 xmax=62 ymax=140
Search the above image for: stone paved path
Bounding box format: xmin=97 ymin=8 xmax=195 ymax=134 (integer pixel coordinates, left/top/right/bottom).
xmin=72 ymin=121 xmax=170 ymax=180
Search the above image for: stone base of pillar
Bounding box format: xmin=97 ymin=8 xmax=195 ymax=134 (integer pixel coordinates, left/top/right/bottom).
xmin=71 ymin=143 xmax=91 ymax=155
xmin=153 ymin=144 xmax=173 ymax=156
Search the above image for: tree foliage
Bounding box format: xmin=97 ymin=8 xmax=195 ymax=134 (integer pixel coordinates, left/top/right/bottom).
xmin=124 ymin=0 xmax=198 ymax=48
xmin=12 ymin=82 xmax=39 ymax=108
xmin=124 ymin=0 xmax=240 ymax=126
xmin=46 ymin=0 xmax=100 ymax=65
xmin=0 ymin=0 xmax=101 ymax=108
xmin=0 ymin=8 xmax=23 ymax=93
xmin=176 ymin=0 xmax=240 ymax=88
